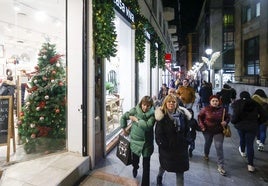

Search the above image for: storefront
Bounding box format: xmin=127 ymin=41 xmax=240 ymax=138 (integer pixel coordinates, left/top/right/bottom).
xmin=0 ymin=0 xmax=69 ymax=164
xmin=103 ymin=1 xmax=135 ymax=140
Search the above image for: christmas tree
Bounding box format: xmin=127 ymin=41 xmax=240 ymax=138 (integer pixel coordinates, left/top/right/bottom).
xmin=18 ymin=42 xmax=66 ymax=154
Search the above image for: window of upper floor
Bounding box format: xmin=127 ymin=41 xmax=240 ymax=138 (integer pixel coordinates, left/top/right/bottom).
xmin=242 ymin=0 xmax=260 ymax=23
xmin=223 ymin=32 xmax=234 ymax=50
xmin=244 ymin=36 xmax=259 ymax=75
xmin=256 ymin=1 xmax=260 ymax=17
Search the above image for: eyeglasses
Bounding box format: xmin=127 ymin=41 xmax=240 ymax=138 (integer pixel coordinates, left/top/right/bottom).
xmin=167 ymin=101 xmax=176 ymax=104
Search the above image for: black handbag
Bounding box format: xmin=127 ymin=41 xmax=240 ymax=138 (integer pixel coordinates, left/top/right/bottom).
xmin=116 ymin=135 xmax=132 ymax=166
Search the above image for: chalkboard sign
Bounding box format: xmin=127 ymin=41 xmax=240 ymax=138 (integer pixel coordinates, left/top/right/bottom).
xmin=0 ymin=96 xmax=12 ymax=145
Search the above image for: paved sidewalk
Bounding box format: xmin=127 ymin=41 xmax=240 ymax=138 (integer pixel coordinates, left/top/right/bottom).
xmin=79 ymin=102 xmax=268 ymax=186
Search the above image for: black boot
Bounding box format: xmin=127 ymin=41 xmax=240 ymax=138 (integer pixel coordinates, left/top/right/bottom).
xmin=189 ymin=149 xmax=193 ymax=158
xmin=157 ymin=175 xmax=162 ymax=186
xmin=132 ymin=168 xmax=138 ymax=178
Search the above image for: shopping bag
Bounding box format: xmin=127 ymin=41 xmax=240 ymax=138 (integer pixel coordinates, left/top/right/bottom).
xmin=116 ymin=135 xmax=132 ymax=166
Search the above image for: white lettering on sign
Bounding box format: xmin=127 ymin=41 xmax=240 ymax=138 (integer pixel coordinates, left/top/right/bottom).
xmin=113 ymin=0 xmax=135 ymax=23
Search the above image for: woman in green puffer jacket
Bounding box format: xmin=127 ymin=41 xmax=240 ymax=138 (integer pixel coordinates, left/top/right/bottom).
xmin=120 ymin=95 xmax=155 ymax=186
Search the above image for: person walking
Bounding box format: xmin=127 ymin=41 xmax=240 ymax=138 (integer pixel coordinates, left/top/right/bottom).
xmin=159 ymin=88 xmax=184 ymax=107
xmin=187 ymin=108 xmax=201 ymax=157
xmin=155 ymin=94 xmax=191 ymax=186
xmin=198 ymin=81 xmax=213 ymax=109
xmin=120 ymin=96 xmax=155 ymax=186
xmin=252 ymin=89 xmax=268 ymax=151
xmin=231 ymin=91 xmax=267 ymax=172
xmin=217 ymin=84 xmax=236 ymax=112
xmin=176 ymin=78 xmax=196 ymax=109
xmin=198 ymin=95 xmax=230 ymax=176
xmin=158 ymin=83 xmax=169 ymax=100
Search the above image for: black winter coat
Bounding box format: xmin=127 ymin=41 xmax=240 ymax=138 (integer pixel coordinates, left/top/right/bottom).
xmin=231 ymin=98 xmax=267 ymax=132
xmin=155 ymin=107 xmax=191 ymax=173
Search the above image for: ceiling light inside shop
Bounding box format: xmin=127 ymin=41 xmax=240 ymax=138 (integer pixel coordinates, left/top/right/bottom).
xmin=14 ymin=6 xmax=21 ymax=12
xmin=35 ymin=11 xmax=47 ymax=22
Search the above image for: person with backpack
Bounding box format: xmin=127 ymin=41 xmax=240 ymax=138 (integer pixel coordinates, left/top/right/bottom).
xmin=251 ymin=89 xmax=268 ymax=151
xmin=231 ymin=91 xmax=267 ymax=172
xmin=155 ymin=94 xmax=191 ymax=186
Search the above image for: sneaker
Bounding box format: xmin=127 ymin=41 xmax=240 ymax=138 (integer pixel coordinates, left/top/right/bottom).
xmin=203 ymin=155 xmax=209 ymax=161
xmin=217 ymin=166 xmax=226 ymax=176
xmin=156 ymin=175 xmax=162 ymax=186
xmin=248 ymin=165 xmax=255 ymax=172
xmin=258 ymin=143 xmax=264 ymax=151
xmin=256 ymin=140 xmax=261 ymax=145
xmin=238 ymin=146 xmax=246 ymax=157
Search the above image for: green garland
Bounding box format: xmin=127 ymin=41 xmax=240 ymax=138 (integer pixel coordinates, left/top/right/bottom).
xmin=92 ymin=0 xmax=166 ymax=68
xmin=93 ymin=0 xmax=117 ymax=59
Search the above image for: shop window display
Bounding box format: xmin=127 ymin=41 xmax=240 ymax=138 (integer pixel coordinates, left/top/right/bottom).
xmin=0 ymin=0 xmax=66 ymax=164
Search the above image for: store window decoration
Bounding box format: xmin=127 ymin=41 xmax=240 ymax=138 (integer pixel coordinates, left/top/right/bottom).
xmin=18 ymin=42 xmax=66 ymax=154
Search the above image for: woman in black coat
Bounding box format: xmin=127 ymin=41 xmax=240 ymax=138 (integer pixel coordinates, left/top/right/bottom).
xmin=155 ymin=94 xmax=191 ymax=186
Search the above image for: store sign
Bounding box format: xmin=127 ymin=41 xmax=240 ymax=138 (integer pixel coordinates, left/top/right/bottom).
xmin=165 ymin=53 xmax=172 ymax=63
xmin=113 ymin=0 xmax=135 ymax=23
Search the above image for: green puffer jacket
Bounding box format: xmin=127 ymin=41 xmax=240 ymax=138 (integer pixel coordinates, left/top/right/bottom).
xmin=120 ymin=105 xmax=155 ymax=157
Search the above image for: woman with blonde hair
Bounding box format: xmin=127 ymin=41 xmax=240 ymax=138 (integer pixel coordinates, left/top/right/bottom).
xmin=155 ymin=94 xmax=191 ymax=186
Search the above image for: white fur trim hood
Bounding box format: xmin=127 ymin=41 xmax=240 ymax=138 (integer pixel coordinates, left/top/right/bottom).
xmin=155 ymin=106 xmax=192 ymax=121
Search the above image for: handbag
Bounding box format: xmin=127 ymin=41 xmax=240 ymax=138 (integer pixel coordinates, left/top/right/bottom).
xmin=222 ymin=108 xmax=231 ymax=137
xmin=116 ymin=135 xmax=132 ymax=166
xmin=223 ymin=125 xmax=231 ymax=137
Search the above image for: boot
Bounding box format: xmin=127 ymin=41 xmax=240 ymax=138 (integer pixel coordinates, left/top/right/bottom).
xmin=156 ymin=175 xmax=162 ymax=186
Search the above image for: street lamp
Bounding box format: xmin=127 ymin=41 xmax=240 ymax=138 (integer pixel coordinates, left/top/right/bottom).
xmin=202 ymin=49 xmax=221 ymax=83
xmin=205 ymin=49 xmax=213 ymax=82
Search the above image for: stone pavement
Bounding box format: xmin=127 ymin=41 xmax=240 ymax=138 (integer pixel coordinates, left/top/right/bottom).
xmin=78 ymin=105 xmax=268 ymax=186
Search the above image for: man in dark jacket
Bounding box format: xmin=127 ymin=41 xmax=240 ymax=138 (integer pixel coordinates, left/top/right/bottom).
xmin=199 ymin=81 xmax=213 ymax=108
xmin=217 ymin=84 xmax=236 ymax=112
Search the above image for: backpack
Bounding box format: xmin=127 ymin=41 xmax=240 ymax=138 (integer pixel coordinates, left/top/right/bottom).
xmin=261 ymin=103 xmax=268 ymax=125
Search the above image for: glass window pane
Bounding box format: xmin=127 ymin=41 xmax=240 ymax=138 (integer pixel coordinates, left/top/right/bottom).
xmin=0 ymin=0 xmax=66 ymax=162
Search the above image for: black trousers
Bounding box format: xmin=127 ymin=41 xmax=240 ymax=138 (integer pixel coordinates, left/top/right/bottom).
xmin=132 ymin=152 xmax=151 ymax=186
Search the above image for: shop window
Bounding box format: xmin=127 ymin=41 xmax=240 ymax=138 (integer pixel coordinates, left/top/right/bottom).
xmin=0 ymin=0 xmax=66 ymax=163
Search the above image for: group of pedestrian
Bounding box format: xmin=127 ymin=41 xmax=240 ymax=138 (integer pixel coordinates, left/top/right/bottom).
xmin=231 ymin=89 xmax=268 ymax=172
xmin=119 ymin=80 xmax=268 ymax=185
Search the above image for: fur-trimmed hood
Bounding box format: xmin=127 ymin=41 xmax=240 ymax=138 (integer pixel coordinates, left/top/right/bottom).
xmin=155 ymin=106 xmax=192 ymax=121
xmin=252 ymin=94 xmax=268 ymax=105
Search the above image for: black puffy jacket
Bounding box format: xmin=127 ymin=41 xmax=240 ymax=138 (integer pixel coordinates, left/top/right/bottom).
xmin=231 ymin=98 xmax=267 ymax=132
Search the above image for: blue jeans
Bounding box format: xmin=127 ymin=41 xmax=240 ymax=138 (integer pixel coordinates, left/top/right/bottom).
xmin=256 ymin=124 xmax=267 ymax=144
xmin=237 ymin=129 xmax=256 ymax=166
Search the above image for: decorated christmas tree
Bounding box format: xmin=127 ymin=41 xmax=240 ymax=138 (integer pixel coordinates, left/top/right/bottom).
xmin=18 ymin=42 xmax=66 ymax=154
